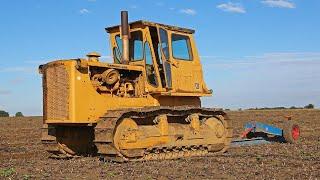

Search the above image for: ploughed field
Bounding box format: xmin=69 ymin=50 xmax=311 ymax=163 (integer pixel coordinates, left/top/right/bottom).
xmin=0 ymin=109 xmax=319 ymax=179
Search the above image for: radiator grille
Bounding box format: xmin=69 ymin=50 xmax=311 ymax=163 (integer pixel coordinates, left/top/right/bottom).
xmin=43 ymin=64 xmax=69 ymax=120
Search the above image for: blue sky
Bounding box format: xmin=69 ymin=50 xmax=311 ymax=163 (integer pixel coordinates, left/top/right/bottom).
xmin=0 ymin=0 xmax=319 ymax=115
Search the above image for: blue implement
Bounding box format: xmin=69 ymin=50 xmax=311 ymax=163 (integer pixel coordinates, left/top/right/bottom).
xmin=230 ymin=121 xmax=286 ymax=147
xmin=244 ymin=122 xmax=283 ymax=136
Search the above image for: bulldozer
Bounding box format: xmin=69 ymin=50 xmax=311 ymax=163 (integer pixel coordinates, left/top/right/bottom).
xmin=39 ymin=11 xmax=233 ymax=161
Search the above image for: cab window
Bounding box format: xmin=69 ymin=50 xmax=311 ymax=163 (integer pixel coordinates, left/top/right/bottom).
xmin=159 ymin=28 xmax=169 ymax=60
xmin=158 ymin=28 xmax=172 ymax=88
xmin=113 ymin=36 xmax=123 ymax=64
xmin=171 ymin=34 xmax=192 ymax=61
xmin=113 ymin=48 xmax=121 ymax=64
xmin=114 ymin=30 xmax=143 ymax=62
xmin=130 ymin=31 xmax=143 ymax=61
xmin=145 ymin=42 xmax=158 ymax=86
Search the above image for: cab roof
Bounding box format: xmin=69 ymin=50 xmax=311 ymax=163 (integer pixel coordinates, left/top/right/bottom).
xmin=105 ymin=20 xmax=195 ymax=34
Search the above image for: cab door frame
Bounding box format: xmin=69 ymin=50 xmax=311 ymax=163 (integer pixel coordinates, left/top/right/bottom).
xmin=156 ymin=25 xmax=173 ymax=90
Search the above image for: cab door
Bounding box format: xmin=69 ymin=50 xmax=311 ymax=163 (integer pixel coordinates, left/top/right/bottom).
xmin=168 ymin=31 xmax=202 ymax=93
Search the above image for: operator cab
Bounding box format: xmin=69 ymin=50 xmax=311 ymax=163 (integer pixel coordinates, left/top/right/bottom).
xmin=106 ymin=20 xmax=211 ymax=96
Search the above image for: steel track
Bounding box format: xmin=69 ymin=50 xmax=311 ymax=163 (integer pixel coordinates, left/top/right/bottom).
xmin=42 ymin=106 xmax=233 ymax=161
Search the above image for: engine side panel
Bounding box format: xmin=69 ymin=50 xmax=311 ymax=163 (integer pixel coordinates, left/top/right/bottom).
xmin=41 ymin=60 xmax=158 ymax=124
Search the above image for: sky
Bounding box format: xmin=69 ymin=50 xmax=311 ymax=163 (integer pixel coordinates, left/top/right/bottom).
xmin=0 ymin=0 xmax=319 ymax=115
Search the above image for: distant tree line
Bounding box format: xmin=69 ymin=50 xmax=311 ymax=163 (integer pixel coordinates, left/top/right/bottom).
xmin=247 ymin=104 xmax=315 ymax=110
xmin=0 ymin=110 xmax=24 ymax=117
xmin=223 ymin=104 xmax=316 ymax=111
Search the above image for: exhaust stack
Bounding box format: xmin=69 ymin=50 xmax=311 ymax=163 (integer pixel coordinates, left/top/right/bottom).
xmin=121 ymin=11 xmax=129 ymax=64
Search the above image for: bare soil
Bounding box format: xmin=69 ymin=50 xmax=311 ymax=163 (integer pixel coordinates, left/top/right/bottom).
xmin=0 ymin=109 xmax=319 ymax=179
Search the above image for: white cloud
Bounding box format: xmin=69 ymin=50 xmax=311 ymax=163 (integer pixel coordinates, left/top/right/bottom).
xmin=130 ymin=5 xmax=138 ymax=9
xmin=0 ymin=67 xmax=34 ymax=73
xmin=261 ymin=0 xmax=296 ymax=9
xmin=0 ymin=89 xmax=11 ymax=95
xmin=79 ymin=8 xmax=90 ymax=14
xmin=217 ymin=2 xmax=246 ymax=14
xmin=98 ymin=55 xmax=112 ymax=63
xmin=202 ymin=52 xmax=320 ymax=68
xmin=155 ymin=2 xmax=164 ymax=7
xmin=9 ymin=77 xmax=24 ymax=85
xmin=200 ymin=55 xmax=220 ymax=59
xmin=25 ymin=60 xmax=48 ymax=64
xmin=179 ymin=9 xmax=197 ymax=15
xmin=201 ymin=52 xmax=320 ymax=85
xmin=201 ymin=52 xmax=320 ymax=109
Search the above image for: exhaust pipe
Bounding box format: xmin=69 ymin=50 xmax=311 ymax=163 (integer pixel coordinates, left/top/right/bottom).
xmin=121 ymin=11 xmax=129 ymax=64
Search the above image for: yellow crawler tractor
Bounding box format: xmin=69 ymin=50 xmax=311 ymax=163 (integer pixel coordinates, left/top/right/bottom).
xmin=39 ymin=11 xmax=233 ymax=161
